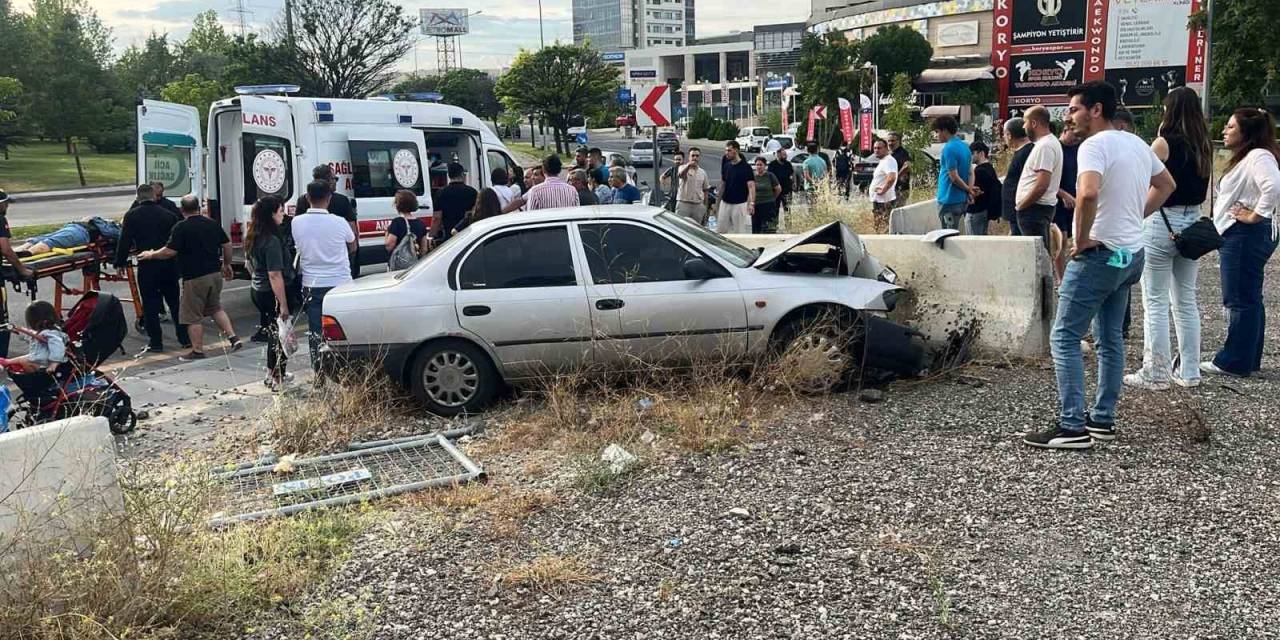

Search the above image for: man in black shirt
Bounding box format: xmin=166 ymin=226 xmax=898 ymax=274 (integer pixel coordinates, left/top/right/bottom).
xmin=128 ymin=181 xmax=181 ymax=220
xmin=717 ymin=141 xmax=755 ymax=234
xmin=139 ymin=196 xmax=240 ymax=360
xmin=767 ymin=150 xmax=795 ymax=215
xmin=1000 ymin=118 xmax=1032 ymax=236
xmin=0 ymin=189 xmax=34 ymax=357
xmin=966 ymin=142 xmax=1002 ymax=235
xmin=1054 ymin=127 xmax=1081 ymax=236
xmin=431 ymin=163 xmax=478 ymax=241
xmin=295 ymin=164 xmax=359 ymax=278
xmin=888 ymin=132 xmax=913 ymax=208
xmin=117 ymin=183 xmax=189 ymax=353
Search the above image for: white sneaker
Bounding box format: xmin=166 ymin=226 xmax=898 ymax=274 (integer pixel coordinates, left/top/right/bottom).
xmin=1200 ymin=361 xmax=1242 ymax=378
xmin=1123 ymin=372 xmax=1170 ymax=390
xmin=1171 ymin=375 xmax=1201 ymax=388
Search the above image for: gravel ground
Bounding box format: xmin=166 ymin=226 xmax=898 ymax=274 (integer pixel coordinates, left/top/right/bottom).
xmin=245 ymin=256 xmax=1280 ymax=639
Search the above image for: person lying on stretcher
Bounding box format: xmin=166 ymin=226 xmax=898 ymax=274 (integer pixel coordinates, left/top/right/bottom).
xmin=14 ymin=217 xmax=122 ymax=256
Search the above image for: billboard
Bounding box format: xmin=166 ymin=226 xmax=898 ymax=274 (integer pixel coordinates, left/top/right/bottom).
xmin=992 ymin=0 xmax=1206 ymax=117
xmin=420 ymin=8 xmax=469 ymax=36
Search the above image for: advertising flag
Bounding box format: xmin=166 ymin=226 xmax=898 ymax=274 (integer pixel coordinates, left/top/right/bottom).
xmin=838 ymin=97 xmax=855 ymax=146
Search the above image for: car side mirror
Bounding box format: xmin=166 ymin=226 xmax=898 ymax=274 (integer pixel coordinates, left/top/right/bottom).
xmin=682 ymin=257 xmax=717 ymax=280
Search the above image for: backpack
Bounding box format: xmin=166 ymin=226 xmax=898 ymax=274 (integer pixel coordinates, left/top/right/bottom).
xmin=388 ymin=231 xmax=419 ymax=271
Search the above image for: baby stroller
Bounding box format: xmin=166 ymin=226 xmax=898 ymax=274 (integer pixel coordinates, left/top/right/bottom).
xmin=2 ymin=291 xmax=136 ymax=434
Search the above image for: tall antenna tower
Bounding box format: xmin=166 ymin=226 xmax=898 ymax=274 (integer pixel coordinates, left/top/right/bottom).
xmin=229 ymin=0 xmax=250 ymax=36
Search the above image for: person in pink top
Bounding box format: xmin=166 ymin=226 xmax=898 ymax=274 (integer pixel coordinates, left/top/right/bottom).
xmin=524 ymin=155 xmax=581 ymax=211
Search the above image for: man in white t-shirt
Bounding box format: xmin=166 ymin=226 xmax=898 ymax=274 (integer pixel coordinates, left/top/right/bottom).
xmin=1024 ymin=81 xmax=1176 ymax=451
xmin=292 ymin=180 xmax=357 ymax=379
xmin=1015 ymin=106 xmax=1064 ymax=252
xmin=869 ymin=139 xmax=898 ymax=232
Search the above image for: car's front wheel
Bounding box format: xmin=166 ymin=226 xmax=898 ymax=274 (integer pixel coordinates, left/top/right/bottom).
xmin=769 ymin=310 xmax=866 ymax=394
xmin=410 ymin=339 xmax=499 ymax=416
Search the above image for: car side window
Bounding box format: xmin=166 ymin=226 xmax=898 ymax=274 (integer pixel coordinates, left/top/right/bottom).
xmin=579 ymin=224 xmax=698 ymax=284
xmin=459 ymin=226 xmax=577 ymax=290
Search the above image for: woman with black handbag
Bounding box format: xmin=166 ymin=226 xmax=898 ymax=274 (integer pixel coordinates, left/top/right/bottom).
xmin=1202 ymin=108 xmax=1280 ymax=378
xmin=1125 ymin=87 xmax=1214 ymax=390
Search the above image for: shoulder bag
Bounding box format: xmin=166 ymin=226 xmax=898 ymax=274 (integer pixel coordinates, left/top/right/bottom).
xmin=1160 ymin=208 xmax=1222 ymax=260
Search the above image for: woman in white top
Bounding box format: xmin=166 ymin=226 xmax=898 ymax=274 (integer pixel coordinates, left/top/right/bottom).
xmin=1202 ymin=108 xmax=1280 ymax=378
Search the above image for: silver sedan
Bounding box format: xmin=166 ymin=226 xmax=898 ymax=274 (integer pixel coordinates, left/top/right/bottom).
xmin=320 ymin=206 xmax=901 ymax=416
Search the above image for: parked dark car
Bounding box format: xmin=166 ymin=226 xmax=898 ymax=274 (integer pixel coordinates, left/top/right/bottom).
xmin=852 ymin=154 xmax=879 ymax=192
xmin=656 ymin=131 xmax=680 ymax=154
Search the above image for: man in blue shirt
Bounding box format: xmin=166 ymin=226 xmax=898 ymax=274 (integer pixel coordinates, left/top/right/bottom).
xmin=609 ymin=167 xmax=643 ymax=204
xmin=932 ymin=116 xmax=974 ymax=231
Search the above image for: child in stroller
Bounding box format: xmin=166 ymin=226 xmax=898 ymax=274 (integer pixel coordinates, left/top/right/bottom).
xmin=1 ymin=293 xmax=136 ymax=434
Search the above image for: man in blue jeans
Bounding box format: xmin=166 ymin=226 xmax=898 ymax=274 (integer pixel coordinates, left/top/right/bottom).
xmin=291 ymin=180 xmax=356 ymax=383
xmin=1024 ymin=81 xmax=1176 ymax=450
xmin=931 ymin=116 xmax=973 ymax=231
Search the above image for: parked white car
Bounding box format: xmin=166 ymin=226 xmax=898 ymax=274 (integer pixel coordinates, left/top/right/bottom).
xmin=320 ymin=208 xmax=900 ymax=415
xmin=629 ymin=140 xmax=656 ymax=167
xmin=736 ymin=127 xmax=772 ymax=153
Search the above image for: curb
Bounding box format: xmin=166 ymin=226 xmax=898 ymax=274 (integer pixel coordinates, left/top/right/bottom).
xmin=11 ymin=184 xmax=135 ymax=204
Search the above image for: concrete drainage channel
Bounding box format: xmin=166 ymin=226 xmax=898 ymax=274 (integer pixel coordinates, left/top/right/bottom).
xmin=207 ymin=423 xmax=485 ymax=527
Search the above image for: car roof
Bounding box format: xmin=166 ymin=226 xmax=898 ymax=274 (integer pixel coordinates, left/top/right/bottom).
xmin=461 ymin=206 xmax=665 ymax=235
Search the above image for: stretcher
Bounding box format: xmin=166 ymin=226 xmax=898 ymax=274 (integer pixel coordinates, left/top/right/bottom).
xmin=1 ymin=239 xmax=143 ymax=324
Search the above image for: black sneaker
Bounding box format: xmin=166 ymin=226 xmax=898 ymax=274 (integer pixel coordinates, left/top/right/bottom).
xmin=250 ymin=328 xmax=270 ymax=343
xmin=1023 ymin=426 xmax=1094 ymax=450
xmin=179 ymin=351 xmax=206 ymax=362
xmin=1084 ymin=414 xmax=1116 ymax=442
xmin=228 ymin=336 xmax=243 ymax=352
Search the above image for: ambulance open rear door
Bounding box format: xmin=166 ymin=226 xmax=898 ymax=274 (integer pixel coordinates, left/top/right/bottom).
xmin=136 ymin=99 xmax=204 ymax=204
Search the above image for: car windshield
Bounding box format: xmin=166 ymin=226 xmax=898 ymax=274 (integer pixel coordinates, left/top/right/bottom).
xmin=658 ymin=132 xmax=677 ymax=139
xmin=654 ymin=212 xmax=757 ymax=268
xmin=633 ymin=141 xmax=653 ymax=149
xmin=752 ymin=128 xmax=770 ymax=136
xmin=395 ymin=224 xmax=477 ymax=280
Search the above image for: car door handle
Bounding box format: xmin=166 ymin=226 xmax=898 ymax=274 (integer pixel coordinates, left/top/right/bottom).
xmin=462 ymin=305 xmax=491 ymax=317
xmin=596 ymin=298 xmax=625 ymax=310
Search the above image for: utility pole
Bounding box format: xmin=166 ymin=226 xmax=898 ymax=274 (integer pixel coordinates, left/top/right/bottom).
xmin=1201 ymin=0 xmax=1214 ymax=118
xmin=538 ymin=0 xmax=545 ymax=48
xmin=284 ymin=0 xmax=296 ymax=49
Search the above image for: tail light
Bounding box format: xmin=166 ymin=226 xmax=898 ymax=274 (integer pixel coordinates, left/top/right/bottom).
xmin=321 ymin=315 xmax=347 ymax=342
xmin=229 ymin=220 xmax=243 ymax=245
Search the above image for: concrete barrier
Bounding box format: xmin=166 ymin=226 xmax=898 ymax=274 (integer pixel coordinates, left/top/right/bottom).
xmin=0 ymin=416 xmax=122 ymax=551
xmin=729 ymin=233 xmax=1054 ymax=357
xmin=888 ymin=200 xmax=941 ymax=235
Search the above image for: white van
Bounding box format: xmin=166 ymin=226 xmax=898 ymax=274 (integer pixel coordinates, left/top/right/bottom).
xmin=735 ymin=126 xmax=772 ymax=153
xmin=136 ymin=88 xmax=521 ymax=266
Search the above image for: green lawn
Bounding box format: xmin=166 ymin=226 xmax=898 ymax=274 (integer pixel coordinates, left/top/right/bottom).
xmin=10 ymin=222 xmax=69 ymax=239
xmin=0 ymin=141 xmax=136 ymax=192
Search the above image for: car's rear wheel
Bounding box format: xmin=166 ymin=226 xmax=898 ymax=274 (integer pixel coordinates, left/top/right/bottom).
xmin=410 ymin=339 xmax=499 ymax=416
xmin=769 ymin=310 xmax=866 ymax=395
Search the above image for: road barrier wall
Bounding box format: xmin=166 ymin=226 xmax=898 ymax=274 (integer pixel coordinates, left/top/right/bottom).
xmin=888 ymin=200 xmax=942 ymax=235
xmin=730 ymin=233 xmax=1054 ymax=357
xmin=0 ymin=416 xmax=122 ymax=552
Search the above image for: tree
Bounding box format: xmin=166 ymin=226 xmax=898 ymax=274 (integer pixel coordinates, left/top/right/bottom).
xmin=495 ymin=43 xmax=620 ymax=154
xmin=222 ymin=33 xmax=311 ymax=94
xmin=859 ymin=25 xmax=933 ymax=90
xmin=161 ymin=73 xmax=226 ymax=123
xmin=1196 ymin=1 xmax=1280 ymax=111
xmin=0 ymin=76 xmax=24 ymax=159
xmin=290 ymin=0 xmax=416 ymax=97
xmin=21 ymin=0 xmax=113 ymax=153
xmin=437 ymin=69 xmax=500 ymax=121
xmin=882 ymin=73 xmax=930 ymax=188
xmin=113 ymin=32 xmax=180 ymax=99
xmin=389 ymin=73 xmax=441 ymax=95
xmin=178 ymin=10 xmax=232 ymax=81
xmin=796 ymin=31 xmax=861 ymax=144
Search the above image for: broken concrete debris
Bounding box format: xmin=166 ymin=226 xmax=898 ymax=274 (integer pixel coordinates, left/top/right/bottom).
xmin=601 ymin=444 xmax=638 ymax=474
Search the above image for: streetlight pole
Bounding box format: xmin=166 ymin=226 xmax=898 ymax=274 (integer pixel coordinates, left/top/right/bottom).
xmin=1201 ymin=0 xmax=1213 ymax=118
xmin=863 ymin=61 xmax=880 ymax=131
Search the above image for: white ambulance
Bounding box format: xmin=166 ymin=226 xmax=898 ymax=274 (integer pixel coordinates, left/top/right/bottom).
xmin=136 ymin=86 xmax=522 ymax=266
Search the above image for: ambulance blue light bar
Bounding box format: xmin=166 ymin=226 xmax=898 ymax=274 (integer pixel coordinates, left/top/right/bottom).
xmin=234 ymin=84 xmax=301 ymax=96
xmin=376 ymin=92 xmax=444 ymax=103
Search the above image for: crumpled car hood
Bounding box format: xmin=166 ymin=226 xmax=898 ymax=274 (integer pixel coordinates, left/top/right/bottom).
xmin=750 ymin=221 xmax=896 ymax=282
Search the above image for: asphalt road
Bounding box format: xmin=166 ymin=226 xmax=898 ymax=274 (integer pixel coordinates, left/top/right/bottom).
xmin=6 ymin=194 xmax=136 ymax=229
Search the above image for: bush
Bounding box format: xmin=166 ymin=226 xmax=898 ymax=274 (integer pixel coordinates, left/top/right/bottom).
xmin=688 ymin=109 xmax=715 ymax=139
xmin=88 ymin=129 xmax=134 ymax=154
xmin=720 ymin=121 xmax=740 ymax=140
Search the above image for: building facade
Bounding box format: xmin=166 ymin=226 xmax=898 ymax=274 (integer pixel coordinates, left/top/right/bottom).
xmin=573 ymin=0 xmax=697 ymax=51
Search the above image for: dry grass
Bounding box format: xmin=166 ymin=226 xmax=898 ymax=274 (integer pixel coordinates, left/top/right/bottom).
xmin=405 ymin=482 xmax=558 ymax=539
xmin=0 ymin=461 xmax=371 ymax=639
xmin=261 ymin=362 xmax=408 ymax=455
xmin=497 ymin=555 xmax=604 ymax=598
xmin=780 ymin=177 xmax=878 ymax=235
xmin=492 ymin=312 xmax=863 ymax=456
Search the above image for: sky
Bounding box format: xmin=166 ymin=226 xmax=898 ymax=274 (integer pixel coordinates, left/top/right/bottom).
xmin=47 ymin=0 xmax=809 ymax=72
